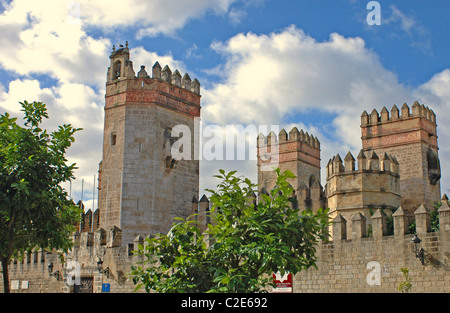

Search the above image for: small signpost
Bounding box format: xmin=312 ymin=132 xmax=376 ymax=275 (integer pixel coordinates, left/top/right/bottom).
xmin=272 ymin=272 xmax=293 ymax=293
xmin=102 ymin=283 xmax=110 ymax=293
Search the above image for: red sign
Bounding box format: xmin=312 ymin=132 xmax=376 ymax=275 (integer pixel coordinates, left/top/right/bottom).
xmin=272 ymin=272 xmax=293 ymax=293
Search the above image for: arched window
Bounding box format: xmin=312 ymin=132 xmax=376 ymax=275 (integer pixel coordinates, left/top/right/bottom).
xmin=113 ymin=61 xmax=122 ymax=80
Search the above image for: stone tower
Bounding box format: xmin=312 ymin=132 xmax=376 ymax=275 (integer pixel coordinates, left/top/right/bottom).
xmin=361 ymin=101 xmax=441 ymax=213
xmin=97 ymin=43 xmax=201 ymax=244
xmin=326 ymin=150 xmax=401 ymax=233
xmin=257 ymin=127 xmax=325 ymax=212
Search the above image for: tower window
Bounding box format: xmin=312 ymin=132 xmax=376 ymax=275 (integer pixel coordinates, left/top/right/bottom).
xmin=113 ymin=61 xmax=122 ymax=80
xmin=128 ymin=244 xmax=134 ymax=256
xmin=111 ymin=133 xmax=117 ymax=146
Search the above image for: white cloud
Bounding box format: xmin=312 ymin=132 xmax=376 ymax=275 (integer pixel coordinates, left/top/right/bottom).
xmin=383 ymin=5 xmax=432 ymax=53
xmin=130 ymin=46 xmax=187 ymax=76
xmin=0 ymin=0 xmax=216 ymax=208
xmin=0 ymin=0 xmax=448 ymax=201
xmin=414 ymin=69 xmax=450 ymax=194
xmin=415 ymin=69 xmax=450 ymax=104
xmin=202 ymin=26 xmax=412 ymax=143
xmin=0 ymin=0 xmax=240 ymax=86
xmin=0 ymin=79 xmax=53 ymax=114
xmin=0 ymin=78 xmax=104 ymax=210
xmin=228 ymin=7 xmax=247 ymax=25
xmin=201 ymin=25 xmax=450 ymax=192
xmin=0 ymin=42 xmax=197 ymax=209
xmin=185 ymin=44 xmax=203 ymax=60
xmin=79 ymin=0 xmax=238 ymax=38
xmin=0 ymin=0 xmax=110 ymax=86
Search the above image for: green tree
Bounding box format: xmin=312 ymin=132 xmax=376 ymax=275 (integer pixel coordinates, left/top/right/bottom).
xmin=0 ymin=101 xmax=82 ymax=293
xmin=131 ymin=168 xmax=330 ymax=293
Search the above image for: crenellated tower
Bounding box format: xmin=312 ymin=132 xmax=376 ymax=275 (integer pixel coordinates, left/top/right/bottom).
xmin=257 ymin=127 xmax=325 ymax=212
xmin=361 ymin=101 xmax=441 ymax=213
xmin=326 ymin=150 xmax=401 ymax=232
xmin=98 ymin=43 xmax=201 ymax=244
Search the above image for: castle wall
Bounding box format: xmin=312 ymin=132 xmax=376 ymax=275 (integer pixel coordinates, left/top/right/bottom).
xmin=0 ymin=197 xmax=211 ymax=294
xmin=3 ymin=198 xmax=450 ymax=293
xmin=293 ymin=201 xmax=450 ymax=293
xmin=0 ymin=228 xmax=146 ymax=293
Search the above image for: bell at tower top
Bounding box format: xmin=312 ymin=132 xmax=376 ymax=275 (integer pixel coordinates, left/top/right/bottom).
xmin=107 ymin=41 xmax=133 ymax=82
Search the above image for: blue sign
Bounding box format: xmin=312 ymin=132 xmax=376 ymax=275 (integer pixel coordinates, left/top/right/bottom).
xmin=102 ymin=283 xmax=110 ymax=292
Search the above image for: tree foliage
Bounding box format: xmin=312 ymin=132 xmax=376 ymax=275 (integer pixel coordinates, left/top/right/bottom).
xmin=131 ymin=168 xmax=330 ymax=293
xmin=0 ymin=101 xmax=82 ymax=293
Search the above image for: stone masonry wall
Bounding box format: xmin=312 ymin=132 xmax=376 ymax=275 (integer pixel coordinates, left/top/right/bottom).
xmin=99 ymin=46 xmax=201 ymax=244
xmin=3 ymin=196 xmax=450 ymax=293
xmin=294 ymin=199 xmax=450 ymax=293
xmin=326 ymin=150 xmax=401 ymax=233
xmin=257 ymin=127 xmax=324 ymax=211
xmin=361 ymin=102 xmax=441 ymax=213
xmin=118 ymin=103 xmax=200 ymax=244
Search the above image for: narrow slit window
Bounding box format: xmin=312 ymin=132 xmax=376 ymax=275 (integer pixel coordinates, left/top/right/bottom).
xmin=128 ymin=244 xmax=134 ymax=256
xmin=111 ymin=133 xmax=117 ymax=146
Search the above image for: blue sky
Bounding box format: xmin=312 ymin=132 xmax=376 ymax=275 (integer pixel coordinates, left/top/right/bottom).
xmin=0 ymin=0 xmax=449 ymax=211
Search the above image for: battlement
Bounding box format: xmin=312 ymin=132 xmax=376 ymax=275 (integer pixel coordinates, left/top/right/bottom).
xmin=293 ymin=197 xmax=450 ymax=293
xmin=20 ymin=194 xmax=449 ymax=265
xmin=105 ymin=61 xmax=201 ymax=116
xmin=105 ymin=43 xmax=201 ymax=122
xmin=326 ymin=150 xmax=401 ymax=224
xmin=78 ymin=207 xmax=100 ymax=233
xmin=257 ymin=127 xmax=322 ymax=201
xmin=11 ymin=193 xmax=209 ymax=267
xmin=361 ymin=102 xmax=438 ymax=153
xmin=361 ymin=101 xmax=436 ymax=126
xmin=257 ymin=127 xmax=321 ymax=169
xmin=5 ymin=195 xmax=450 ymax=293
xmin=145 ymin=62 xmax=201 ymax=95
xmin=361 ymin=101 xmax=440 ymax=213
xmin=191 ymin=194 xmax=211 ymax=233
xmin=331 ymin=194 xmax=450 ymax=240
xmin=257 ymin=127 xmax=320 ymax=150
xmin=107 ymin=43 xmax=200 ymax=95
xmin=326 ymin=150 xmax=400 ymax=178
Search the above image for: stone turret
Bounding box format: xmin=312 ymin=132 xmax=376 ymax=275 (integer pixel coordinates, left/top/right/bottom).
xmin=361 ymin=101 xmax=440 ymax=213
xmin=257 ymin=127 xmax=325 ymax=212
xmin=326 ymin=150 xmax=401 ymax=233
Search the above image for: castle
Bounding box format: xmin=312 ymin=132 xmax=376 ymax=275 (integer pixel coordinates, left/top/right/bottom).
xmin=2 ymin=45 xmax=449 ymax=293
xmin=257 ymin=99 xmax=441 ymax=232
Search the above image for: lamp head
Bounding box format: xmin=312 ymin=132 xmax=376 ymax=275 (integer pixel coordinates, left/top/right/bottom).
xmin=97 ymin=258 xmax=103 ymax=272
xmin=411 ymin=234 xmax=421 ymax=245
